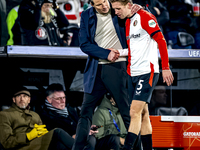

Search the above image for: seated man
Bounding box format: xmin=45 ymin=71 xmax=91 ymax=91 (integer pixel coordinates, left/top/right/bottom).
xmin=39 ymin=83 xmax=97 ymax=150
xmin=0 ymin=86 xmax=74 ymax=150
xmin=92 ymin=93 xmax=128 ymax=150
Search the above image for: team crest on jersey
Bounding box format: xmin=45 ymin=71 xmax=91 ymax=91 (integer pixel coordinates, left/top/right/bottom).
xmin=35 ymin=27 xmax=48 ymax=40
xmin=148 ymin=19 xmax=156 ymax=28
xmin=133 ymin=20 xmax=137 ymax=26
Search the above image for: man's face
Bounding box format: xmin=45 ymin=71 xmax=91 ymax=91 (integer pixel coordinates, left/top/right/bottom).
xmin=47 ymin=91 xmax=66 ymax=110
xmin=42 ymin=3 xmax=53 ymax=13
xmin=92 ymin=0 xmax=110 ymax=14
xmin=13 ymin=94 xmax=30 ymax=109
xmin=110 ymin=97 xmax=116 ymax=106
xmin=111 ymin=2 xmax=131 ymax=19
xmin=154 ymin=88 xmax=167 ymax=105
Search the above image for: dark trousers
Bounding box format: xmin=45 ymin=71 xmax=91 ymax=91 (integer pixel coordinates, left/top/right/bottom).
xmin=72 ymin=61 xmax=130 ymax=150
xmin=48 ymin=128 xmax=74 ymax=150
xmin=96 ymin=134 xmax=120 ymax=150
xmin=49 ymin=128 xmax=96 ymax=150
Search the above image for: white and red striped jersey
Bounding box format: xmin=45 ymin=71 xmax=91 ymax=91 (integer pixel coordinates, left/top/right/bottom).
xmin=125 ymin=9 xmax=169 ymax=77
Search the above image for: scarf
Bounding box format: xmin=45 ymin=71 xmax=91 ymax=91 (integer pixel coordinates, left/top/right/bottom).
xmin=45 ymin=99 xmax=69 ymax=117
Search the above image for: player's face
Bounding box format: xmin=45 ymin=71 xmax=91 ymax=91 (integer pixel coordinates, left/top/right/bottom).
xmin=112 ymin=2 xmax=131 ymax=19
xmin=92 ymin=0 xmax=110 ymax=14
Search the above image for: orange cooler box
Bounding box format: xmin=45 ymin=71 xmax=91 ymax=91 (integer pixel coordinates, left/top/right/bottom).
xmin=150 ymin=116 xmax=200 ymax=150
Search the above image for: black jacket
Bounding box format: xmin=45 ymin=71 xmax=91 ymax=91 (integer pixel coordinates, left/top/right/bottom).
xmin=39 ymin=103 xmax=79 ymax=136
xmin=13 ymin=0 xmax=69 ymax=46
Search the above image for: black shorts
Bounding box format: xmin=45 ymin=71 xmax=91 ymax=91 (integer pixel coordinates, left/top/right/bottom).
xmin=128 ymin=73 xmax=159 ymax=103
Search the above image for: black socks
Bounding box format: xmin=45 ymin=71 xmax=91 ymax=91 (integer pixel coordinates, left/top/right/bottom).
xmin=123 ymin=133 xmax=153 ymax=150
xmin=122 ymin=132 xmax=138 ymax=150
xmin=141 ymin=134 xmax=152 ymax=150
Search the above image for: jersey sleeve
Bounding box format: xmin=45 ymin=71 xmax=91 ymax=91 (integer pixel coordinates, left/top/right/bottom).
xmin=118 ymin=48 xmax=128 ymax=56
xmin=152 ymin=32 xmax=169 ymax=70
xmin=140 ymin=10 xmax=161 ymax=37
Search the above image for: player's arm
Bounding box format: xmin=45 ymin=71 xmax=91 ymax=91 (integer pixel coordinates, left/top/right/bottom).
xmin=152 ymin=32 xmax=174 ymax=86
xmin=152 ymin=31 xmax=169 ymax=70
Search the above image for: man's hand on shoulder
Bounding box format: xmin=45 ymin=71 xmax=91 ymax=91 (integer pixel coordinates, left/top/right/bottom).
xmin=131 ymin=4 xmax=143 ymax=14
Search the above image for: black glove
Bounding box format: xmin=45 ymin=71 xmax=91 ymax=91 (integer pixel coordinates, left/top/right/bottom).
xmin=35 ymin=0 xmax=44 ymax=8
xmin=53 ymin=0 xmax=59 ymax=10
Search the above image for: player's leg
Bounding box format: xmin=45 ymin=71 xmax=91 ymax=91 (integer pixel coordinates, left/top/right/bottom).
xmin=141 ymin=104 xmax=152 ymax=135
xmin=139 ymin=73 xmax=159 ymax=150
xmin=72 ymin=65 xmax=107 ymax=150
xmin=141 ymin=104 xmax=153 ymax=150
xmin=129 ymin=100 xmax=146 ymax=134
xmin=122 ymin=100 xmax=146 ymax=150
xmin=123 ymin=73 xmax=159 ymax=150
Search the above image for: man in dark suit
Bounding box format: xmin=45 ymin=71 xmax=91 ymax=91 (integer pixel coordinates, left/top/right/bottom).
xmin=72 ymin=0 xmax=142 ymax=149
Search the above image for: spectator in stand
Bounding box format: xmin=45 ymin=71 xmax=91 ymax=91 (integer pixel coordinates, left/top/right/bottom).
xmin=92 ymin=93 xmax=128 ymax=150
xmin=0 ymin=86 xmax=75 ymax=150
xmin=163 ymin=0 xmax=194 ymax=49
xmin=12 ymin=0 xmax=70 ymax=46
xmin=149 ymin=85 xmax=188 ymax=116
xmin=148 ymin=85 xmax=168 ymax=115
xmin=0 ymin=0 xmax=9 ymax=47
xmin=38 ymin=83 xmax=97 ymax=150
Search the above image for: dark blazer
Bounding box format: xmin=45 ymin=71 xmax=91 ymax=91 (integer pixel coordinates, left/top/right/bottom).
xmin=79 ymin=6 xmax=127 ymax=94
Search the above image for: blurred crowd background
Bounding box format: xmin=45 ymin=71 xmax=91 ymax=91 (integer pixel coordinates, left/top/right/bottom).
xmin=1 ymin=0 xmax=200 ymax=49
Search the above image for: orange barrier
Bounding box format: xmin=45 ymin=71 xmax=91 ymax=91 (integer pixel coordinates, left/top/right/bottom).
xmin=150 ymin=116 xmax=200 ymax=150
